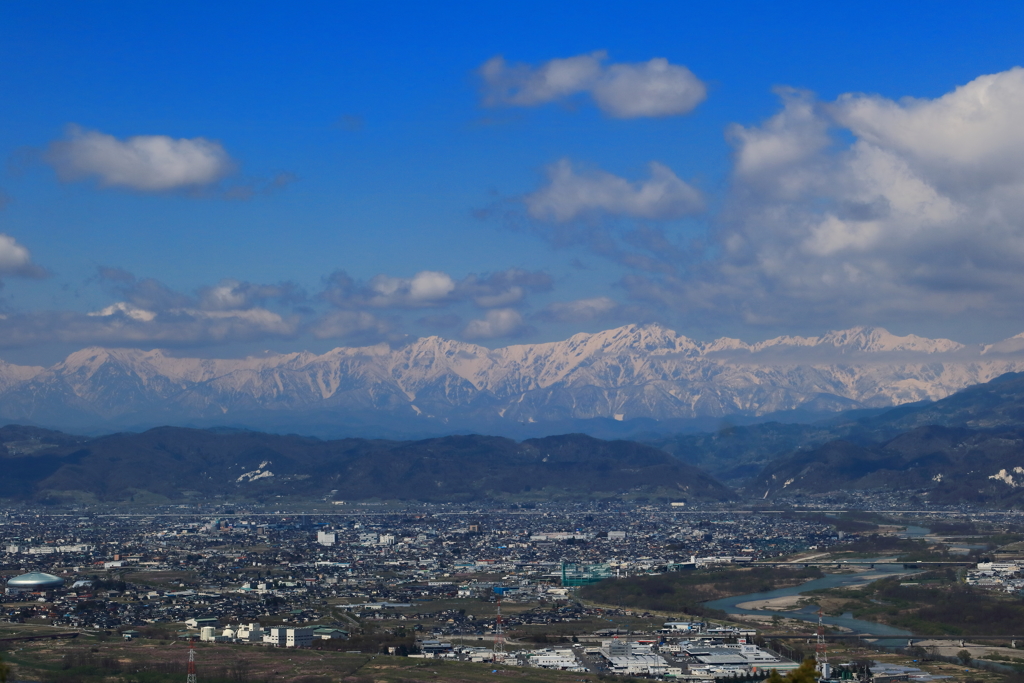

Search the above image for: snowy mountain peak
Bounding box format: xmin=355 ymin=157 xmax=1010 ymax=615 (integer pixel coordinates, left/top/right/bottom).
xmin=817 ymin=326 xmax=964 ymax=353
xmin=578 ymin=323 xmax=698 ymax=354
xmin=0 ymin=323 xmax=1016 ymax=432
xmin=0 ymin=359 xmax=43 ymax=393
xmin=55 ymin=347 xmax=153 ymax=376
xmin=703 ymin=337 xmax=751 ymax=353
xmin=745 ymin=326 xmax=965 ymax=354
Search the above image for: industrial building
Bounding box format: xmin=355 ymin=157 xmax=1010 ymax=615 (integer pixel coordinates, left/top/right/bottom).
xmin=559 ymin=562 xmax=613 ymax=586
xmin=4 ymin=571 xmax=64 ymax=593
xmin=264 ymin=626 xmax=314 ymax=648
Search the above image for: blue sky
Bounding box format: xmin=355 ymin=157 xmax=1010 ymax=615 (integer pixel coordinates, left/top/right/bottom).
xmin=2 ymin=1 xmax=1024 ymax=364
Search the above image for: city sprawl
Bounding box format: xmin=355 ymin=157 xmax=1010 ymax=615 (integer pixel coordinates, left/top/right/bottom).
xmin=4 ymin=500 xmax=1024 ymax=682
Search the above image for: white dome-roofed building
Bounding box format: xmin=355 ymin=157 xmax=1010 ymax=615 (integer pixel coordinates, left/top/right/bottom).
xmin=5 ymin=571 xmax=64 ymax=593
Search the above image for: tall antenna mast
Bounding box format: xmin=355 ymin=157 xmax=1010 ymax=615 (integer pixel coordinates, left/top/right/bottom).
xmin=815 ymin=608 xmax=828 ymax=671
xmin=493 ymin=598 xmax=505 ymax=660
xmin=187 ymin=641 xmax=197 ymax=683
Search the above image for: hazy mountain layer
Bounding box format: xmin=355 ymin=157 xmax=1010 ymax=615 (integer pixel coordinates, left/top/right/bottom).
xmin=1 ymin=324 xmax=1024 ymax=433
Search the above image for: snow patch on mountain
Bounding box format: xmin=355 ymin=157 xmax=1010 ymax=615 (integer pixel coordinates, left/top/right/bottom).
xmin=237 ymin=461 xmax=274 ymax=482
xmin=988 ymin=467 xmax=1024 ymax=487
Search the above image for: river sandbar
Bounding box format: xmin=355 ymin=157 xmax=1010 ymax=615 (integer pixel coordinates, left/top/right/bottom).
xmin=734 ymin=595 xmax=804 ymax=611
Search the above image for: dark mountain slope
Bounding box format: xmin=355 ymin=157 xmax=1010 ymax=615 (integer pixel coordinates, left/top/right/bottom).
xmin=0 ymin=426 xmax=732 ymax=503
xmin=647 ymin=421 xmax=837 ymax=483
xmin=0 ymin=425 xmax=90 ymax=498
xmin=753 ymin=425 xmax=1024 ymax=506
xmin=855 ymin=371 xmax=1024 ymax=432
xmin=648 ymin=372 xmax=1024 ymax=486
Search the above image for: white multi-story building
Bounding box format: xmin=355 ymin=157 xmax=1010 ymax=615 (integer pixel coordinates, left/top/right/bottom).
xmin=663 ymin=621 xmax=702 ymax=632
xmin=264 ymin=626 xmax=314 ymax=648
xmin=316 ymin=531 xmax=336 ymax=547
xmin=7 ymin=544 xmax=94 ymax=555
xmin=286 ymin=628 xmax=314 ymax=648
xmin=530 ymin=648 xmax=585 ymax=671
xmin=200 ymin=627 xmax=231 ymax=643
xmin=601 ymin=638 xmax=631 ymax=658
xmin=607 ymin=654 xmax=669 ymax=676
xmin=232 ymin=622 xmax=265 ymax=642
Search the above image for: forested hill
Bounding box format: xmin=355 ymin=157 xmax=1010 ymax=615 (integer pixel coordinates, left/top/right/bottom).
xmin=651 ymin=371 xmax=1024 ymax=488
xmin=752 ymin=424 xmax=1024 ymax=506
xmin=0 ymin=425 xmax=732 ymax=504
xmin=748 ymin=373 xmax=1024 ymax=505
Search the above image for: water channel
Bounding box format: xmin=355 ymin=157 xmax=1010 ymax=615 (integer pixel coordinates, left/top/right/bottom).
xmin=703 ymin=562 xmax=917 ymax=637
xmin=900 ymin=525 xmax=930 ymax=539
xmin=698 ymin=523 xmax=960 ymax=646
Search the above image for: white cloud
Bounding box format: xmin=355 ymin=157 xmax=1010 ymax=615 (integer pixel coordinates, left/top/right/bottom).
xmin=177 ymin=307 xmax=295 ymax=336
xmin=364 ymin=271 xmax=456 ymax=307
xmin=199 ymin=281 xmax=250 ymax=310
xmin=478 ymin=52 xmax=604 ymax=107
xmin=46 ymin=125 xmax=234 ymax=191
xmin=10 ymin=270 xmax=307 ymax=347
xmin=85 ymin=302 xmax=295 ymax=337
xmin=407 ymin=271 xmax=457 ymax=301
xmin=0 ymin=264 xmax=544 ymax=349
xmin=626 ymin=68 xmax=1024 ymax=327
xmin=537 ymin=297 xmax=619 ymax=323
xmin=322 ymin=268 xmax=552 ymax=310
xmin=727 ymin=88 xmax=830 ymax=184
xmin=831 ymin=67 xmax=1024 ymax=185
xmin=478 ymin=52 xmax=706 ymax=118
xmin=462 ymin=308 xmax=527 ymax=339
xmin=0 ymin=233 xmax=44 ymax=277
xmin=471 ymin=287 xmax=523 ymax=308
xmin=525 ymin=159 xmax=704 ymax=222
xmin=311 ymin=310 xmax=391 ymax=340
xmin=456 ymin=268 xmax=553 ymax=308
xmin=88 ymin=302 xmax=156 ymax=322
xmin=590 ymin=58 xmax=707 ymax=119
xmin=0 ymin=304 xmax=299 ymax=348
xmin=197 ymin=279 xmax=303 ymax=311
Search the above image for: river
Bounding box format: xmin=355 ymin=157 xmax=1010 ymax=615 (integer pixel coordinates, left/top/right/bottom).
xmin=899 ymin=525 xmax=930 ymax=539
xmin=703 ymin=562 xmax=921 ymax=639
xmin=702 ymin=525 xmax=941 ymax=640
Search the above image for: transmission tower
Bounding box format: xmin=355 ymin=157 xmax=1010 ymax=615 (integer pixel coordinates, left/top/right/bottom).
xmin=186 ymin=642 xmax=197 ymax=683
xmin=493 ymin=598 xmax=505 ymax=661
xmin=815 ymin=608 xmax=828 ymax=672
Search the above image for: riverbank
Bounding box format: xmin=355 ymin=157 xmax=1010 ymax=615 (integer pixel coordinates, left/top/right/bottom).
xmin=703 ymin=562 xmax=919 ymax=636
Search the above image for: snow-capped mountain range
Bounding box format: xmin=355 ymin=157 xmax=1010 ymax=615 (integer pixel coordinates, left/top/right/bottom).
xmin=1 ymin=324 xmax=1023 ymax=434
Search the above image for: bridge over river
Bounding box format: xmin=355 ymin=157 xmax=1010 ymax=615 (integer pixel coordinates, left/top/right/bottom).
xmin=771 ymin=633 xmax=1023 ymax=642
xmin=752 ymin=561 xmax=973 ymax=569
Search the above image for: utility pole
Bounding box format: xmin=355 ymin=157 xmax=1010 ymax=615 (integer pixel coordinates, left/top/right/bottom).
xmin=186 ymin=642 xmax=197 ymax=683
xmin=816 ymin=609 xmax=828 ymax=674
xmin=493 ymin=598 xmax=505 ymax=661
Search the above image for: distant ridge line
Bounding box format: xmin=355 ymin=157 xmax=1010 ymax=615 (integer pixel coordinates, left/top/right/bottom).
xmin=0 ymin=323 xmax=1022 ymax=435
